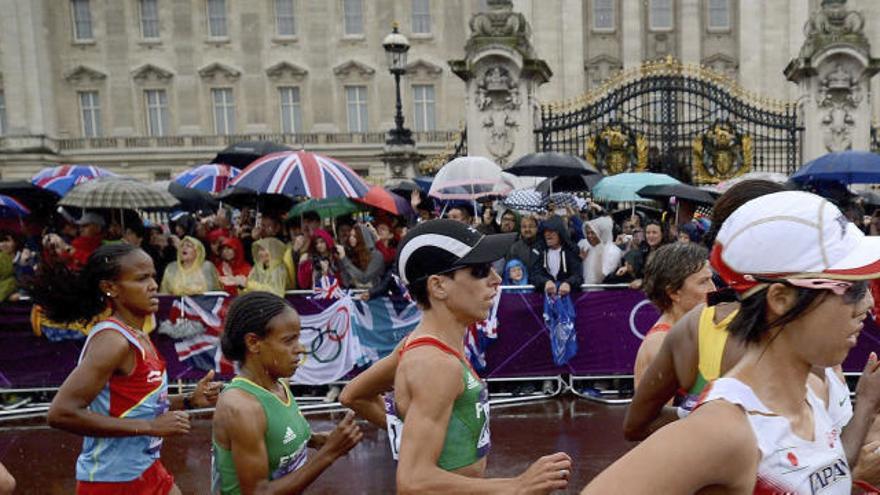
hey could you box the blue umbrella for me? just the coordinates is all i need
[31,164,116,196]
[592,173,680,202]
[791,151,880,185]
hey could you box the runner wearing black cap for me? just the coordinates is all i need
[343,219,571,494]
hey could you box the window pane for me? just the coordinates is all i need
[412,84,435,132]
[650,0,672,29]
[343,0,363,35]
[145,89,168,136]
[212,88,235,134]
[141,0,160,38]
[593,0,614,30]
[412,0,430,33]
[346,86,367,132]
[207,0,227,37]
[279,86,302,133]
[0,91,6,135]
[708,0,730,29]
[79,91,102,137]
[72,0,93,40]
[275,0,296,36]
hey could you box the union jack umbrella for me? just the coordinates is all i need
[229,150,370,200]
[173,164,240,194]
[0,194,30,217]
[31,164,116,196]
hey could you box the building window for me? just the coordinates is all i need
[207,0,227,37]
[71,0,93,41]
[412,0,431,34]
[412,84,435,132]
[345,85,368,132]
[145,89,169,136]
[343,0,363,36]
[78,91,102,137]
[140,0,160,39]
[592,0,615,31]
[0,91,6,136]
[279,87,302,134]
[707,0,730,30]
[649,0,673,31]
[275,0,296,36]
[212,88,236,135]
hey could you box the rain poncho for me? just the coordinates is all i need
[502,259,530,293]
[578,216,623,286]
[0,251,16,302]
[246,237,289,297]
[160,236,221,295]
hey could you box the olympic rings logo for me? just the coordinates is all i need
[628,299,656,341]
[301,306,351,364]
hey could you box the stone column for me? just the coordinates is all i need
[449,0,552,167]
[785,0,880,162]
[679,0,701,65]
[622,0,642,69]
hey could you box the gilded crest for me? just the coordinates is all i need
[585,124,648,175]
[692,122,753,183]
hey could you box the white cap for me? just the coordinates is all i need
[710,191,880,293]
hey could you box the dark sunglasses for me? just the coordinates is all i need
[433,262,494,280]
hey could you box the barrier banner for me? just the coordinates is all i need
[350,296,420,362]
[293,296,368,385]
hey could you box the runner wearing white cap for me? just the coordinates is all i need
[582,191,880,494]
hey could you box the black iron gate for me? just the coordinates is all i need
[535,57,803,184]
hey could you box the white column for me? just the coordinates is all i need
[787,0,811,100]
[622,0,643,68]
[559,0,584,99]
[738,0,764,92]
[680,0,701,64]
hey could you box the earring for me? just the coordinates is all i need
[106,293,112,297]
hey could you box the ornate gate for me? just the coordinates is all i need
[535,57,803,184]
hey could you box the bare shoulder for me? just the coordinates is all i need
[666,303,703,347]
[215,387,266,431]
[396,346,464,400]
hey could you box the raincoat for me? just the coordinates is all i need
[245,237,289,297]
[502,259,530,293]
[159,236,221,295]
[578,216,623,286]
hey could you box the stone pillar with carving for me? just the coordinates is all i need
[449,0,551,167]
[785,0,880,163]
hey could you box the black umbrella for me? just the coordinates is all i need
[385,178,421,195]
[506,152,600,177]
[536,174,603,194]
[212,141,293,169]
[636,184,716,206]
[216,186,294,214]
[0,180,61,214]
[167,181,219,213]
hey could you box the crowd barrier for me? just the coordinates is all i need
[1,287,878,393]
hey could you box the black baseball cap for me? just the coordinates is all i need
[397,219,516,285]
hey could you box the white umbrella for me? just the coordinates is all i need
[428,156,509,201]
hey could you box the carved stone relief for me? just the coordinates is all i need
[475,65,521,165]
[818,62,861,152]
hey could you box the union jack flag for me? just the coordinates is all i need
[173,164,239,194]
[164,295,230,367]
[230,150,370,199]
[31,164,115,196]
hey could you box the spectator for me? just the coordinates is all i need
[373,222,397,265]
[216,237,251,296]
[245,237,288,297]
[677,222,704,244]
[282,230,309,290]
[337,224,385,290]
[159,236,221,295]
[0,233,18,302]
[335,219,354,249]
[477,205,500,234]
[297,229,340,290]
[446,204,474,225]
[507,214,539,265]
[578,216,623,286]
[499,210,519,234]
[43,212,107,270]
[502,259,530,293]
[170,212,197,239]
[253,214,283,241]
[530,215,583,296]
[301,211,321,237]
[146,225,176,278]
[205,228,227,264]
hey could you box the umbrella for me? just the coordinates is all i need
[0,194,30,217]
[230,150,371,200]
[429,156,509,201]
[858,190,880,207]
[501,188,545,214]
[31,164,116,196]
[536,174,602,194]
[543,192,579,211]
[507,152,600,177]
[592,173,680,202]
[637,184,716,205]
[60,177,179,209]
[713,171,791,193]
[356,186,415,217]
[385,178,421,195]
[289,197,363,219]
[0,181,60,214]
[212,141,293,169]
[174,164,239,194]
[215,187,295,214]
[791,151,880,185]
[167,181,220,213]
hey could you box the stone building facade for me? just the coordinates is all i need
[1,0,879,181]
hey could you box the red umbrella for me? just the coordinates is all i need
[356,186,415,217]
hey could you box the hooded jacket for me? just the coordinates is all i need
[530,215,583,292]
[215,237,251,296]
[339,225,385,290]
[160,236,221,295]
[578,216,623,286]
[297,228,341,290]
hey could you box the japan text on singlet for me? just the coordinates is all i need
[212,377,311,495]
[699,368,851,495]
[75,319,170,482]
[385,336,491,471]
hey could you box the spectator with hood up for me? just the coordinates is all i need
[245,237,288,297]
[578,216,623,286]
[530,215,583,296]
[215,237,251,296]
[160,236,220,295]
[297,228,340,290]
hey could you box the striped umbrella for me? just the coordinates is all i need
[59,177,179,209]
[230,150,370,200]
[0,194,30,217]
[31,164,116,196]
[174,164,240,194]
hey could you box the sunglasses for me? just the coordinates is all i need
[434,262,494,280]
[749,276,868,305]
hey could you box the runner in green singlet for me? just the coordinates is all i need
[212,291,362,495]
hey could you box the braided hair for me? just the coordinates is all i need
[221,291,292,362]
[32,243,141,324]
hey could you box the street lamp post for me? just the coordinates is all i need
[382,23,414,146]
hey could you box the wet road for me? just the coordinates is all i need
[1,397,636,494]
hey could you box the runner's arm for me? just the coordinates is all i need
[47,330,157,437]
[339,343,402,429]
[623,306,701,440]
[583,401,758,493]
[0,461,14,495]
[633,333,665,390]
[842,355,880,466]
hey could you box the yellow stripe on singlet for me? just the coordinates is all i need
[696,305,737,382]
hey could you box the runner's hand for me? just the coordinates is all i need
[514,452,572,494]
[319,411,363,460]
[855,352,880,411]
[189,370,223,408]
[149,411,190,437]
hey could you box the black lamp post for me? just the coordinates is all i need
[382,23,414,146]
